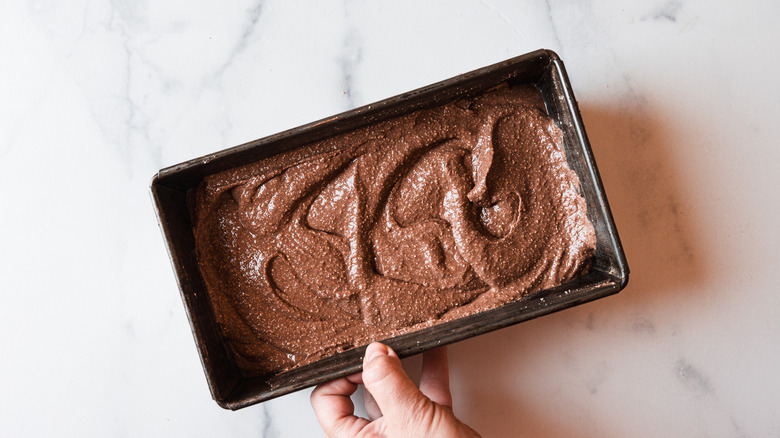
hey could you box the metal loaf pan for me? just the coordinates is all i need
[151,49,629,410]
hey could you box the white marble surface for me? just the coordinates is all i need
[1,0,778,436]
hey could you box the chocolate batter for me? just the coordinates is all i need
[193,84,596,375]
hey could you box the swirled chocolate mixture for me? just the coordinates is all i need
[193,84,596,375]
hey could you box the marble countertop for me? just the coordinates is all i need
[2,1,778,436]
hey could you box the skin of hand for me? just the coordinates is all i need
[310,342,481,438]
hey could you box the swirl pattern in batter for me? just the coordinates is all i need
[193,84,596,375]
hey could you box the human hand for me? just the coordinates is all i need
[310,342,481,438]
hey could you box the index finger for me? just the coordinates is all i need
[310,376,369,437]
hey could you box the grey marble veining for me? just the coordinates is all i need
[1,0,779,436]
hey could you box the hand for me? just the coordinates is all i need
[310,342,481,438]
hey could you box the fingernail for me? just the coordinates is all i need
[364,342,388,364]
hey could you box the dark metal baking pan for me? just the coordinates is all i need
[151,49,629,410]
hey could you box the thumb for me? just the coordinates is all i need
[361,343,432,428]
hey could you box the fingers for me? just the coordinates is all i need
[310,376,370,438]
[362,385,383,421]
[313,344,476,438]
[419,346,452,409]
[361,343,430,425]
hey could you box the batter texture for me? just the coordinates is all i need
[193,84,596,375]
